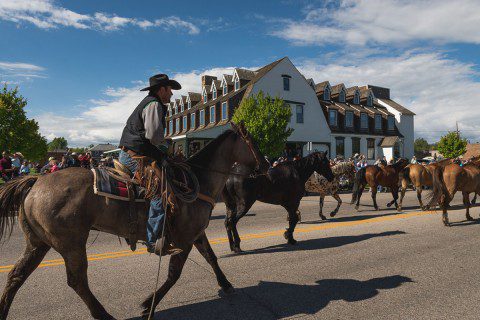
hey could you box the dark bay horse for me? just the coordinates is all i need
[0,122,269,320]
[350,158,409,211]
[222,151,334,253]
[427,160,480,226]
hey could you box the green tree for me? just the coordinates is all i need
[436,132,467,158]
[47,137,68,151]
[0,85,48,161]
[232,91,293,158]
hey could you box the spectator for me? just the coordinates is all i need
[10,152,22,176]
[40,157,55,174]
[69,152,80,167]
[20,161,30,175]
[0,151,14,181]
[58,155,69,170]
[78,153,91,168]
[411,156,418,164]
[50,159,59,173]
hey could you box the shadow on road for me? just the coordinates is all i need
[220,230,406,258]
[300,212,399,224]
[127,275,413,320]
[210,213,256,221]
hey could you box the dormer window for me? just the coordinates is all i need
[388,116,395,131]
[282,75,291,91]
[212,90,217,100]
[168,107,172,116]
[180,102,184,113]
[367,94,373,107]
[169,120,173,135]
[223,83,228,95]
[202,88,207,103]
[187,98,191,110]
[354,91,360,104]
[339,89,346,103]
[234,74,240,91]
[324,86,330,100]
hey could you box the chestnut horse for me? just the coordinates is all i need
[398,159,453,211]
[427,159,480,226]
[350,158,409,211]
[0,122,269,320]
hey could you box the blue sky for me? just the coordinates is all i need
[1,0,480,145]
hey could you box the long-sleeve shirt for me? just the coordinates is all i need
[142,101,167,149]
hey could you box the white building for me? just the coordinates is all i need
[166,57,415,162]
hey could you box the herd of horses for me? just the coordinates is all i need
[0,123,479,319]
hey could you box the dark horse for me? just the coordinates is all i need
[0,122,269,320]
[222,151,334,253]
[350,158,409,211]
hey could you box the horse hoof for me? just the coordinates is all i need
[222,285,235,295]
[319,214,326,220]
[233,247,243,253]
[329,212,336,217]
[288,238,297,245]
[283,231,289,240]
[386,203,392,208]
[467,216,474,221]
[355,205,359,211]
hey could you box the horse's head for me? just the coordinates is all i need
[230,121,270,176]
[312,151,334,182]
[394,158,410,170]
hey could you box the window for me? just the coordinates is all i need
[354,91,360,104]
[283,77,290,91]
[360,113,368,129]
[187,99,191,109]
[367,94,373,107]
[174,105,177,115]
[388,116,395,131]
[210,106,215,123]
[175,118,180,133]
[183,116,187,131]
[324,87,330,100]
[199,109,205,126]
[367,138,375,160]
[212,90,217,100]
[203,90,207,103]
[352,137,360,155]
[375,114,382,130]
[222,102,228,120]
[234,77,240,91]
[223,84,227,95]
[339,90,345,102]
[335,137,345,157]
[329,110,337,126]
[164,127,167,136]
[345,111,353,128]
[180,103,184,113]
[191,113,196,129]
[169,120,173,134]
[296,105,304,123]
[168,108,172,116]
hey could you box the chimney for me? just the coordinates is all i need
[201,75,217,87]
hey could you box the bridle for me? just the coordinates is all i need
[236,125,264,174]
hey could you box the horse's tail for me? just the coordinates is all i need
[350,167,366,204]
[0,176,38,242]
[426,165,447,209]
[401,165,411,187]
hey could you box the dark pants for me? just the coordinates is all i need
[118,150,165,246]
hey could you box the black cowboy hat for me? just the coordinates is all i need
[140,74,181,91]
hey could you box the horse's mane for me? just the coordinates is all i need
[391,158,408,170]
[332,161,354,175]
[187,129,234,166]
[276,152,318,172]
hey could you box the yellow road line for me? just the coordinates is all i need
[0,209,439,273]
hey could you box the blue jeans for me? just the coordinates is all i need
[118,150,165,246]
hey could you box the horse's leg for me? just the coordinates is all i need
[142,246,192,318]
[61,246,114,320]
[441,194,450,226]
[398,184,406,211]
[230,200,254,253]
[194,233,234,293]
[330,193,342,217]
[319,195,327,220]
[463,192,473,221]
[355,185,365,211]
[224,209,236,252]
[0,240,50,319]
[417,187,425,210]
[371,187,379,211]
[284,203,300,245]
[386,187,399,209]
[471,194,477,206]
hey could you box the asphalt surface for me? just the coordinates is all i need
[2,190,480,320]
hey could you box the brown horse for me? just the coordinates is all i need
[350,158,409,211]
[0,122,269,320]
[222,151,334,253]
[398,159,454,211]
[427,160,480,226]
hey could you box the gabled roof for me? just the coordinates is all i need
[181,95,187,104]
[202,85,211,94]
[222,74,233,85]
[210,80,222,92]
[346,86,359,99]
[330,83,346,95]
[359,86,374,99]
[188,92,202,102]
[315,81,331,95]
[378,98,416,115]
[235,68,256,80]
[379,136,400,147]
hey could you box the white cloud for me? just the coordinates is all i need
[0,61,46,80]
[272,0,480,46]
[36,67,238,146]
[0,0,199,34]
[297,51,480,142]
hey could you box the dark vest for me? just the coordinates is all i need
[119,94,167,160]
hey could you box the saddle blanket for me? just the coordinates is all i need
[92,168,145,202]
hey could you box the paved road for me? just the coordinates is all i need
[2,190,480,319]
